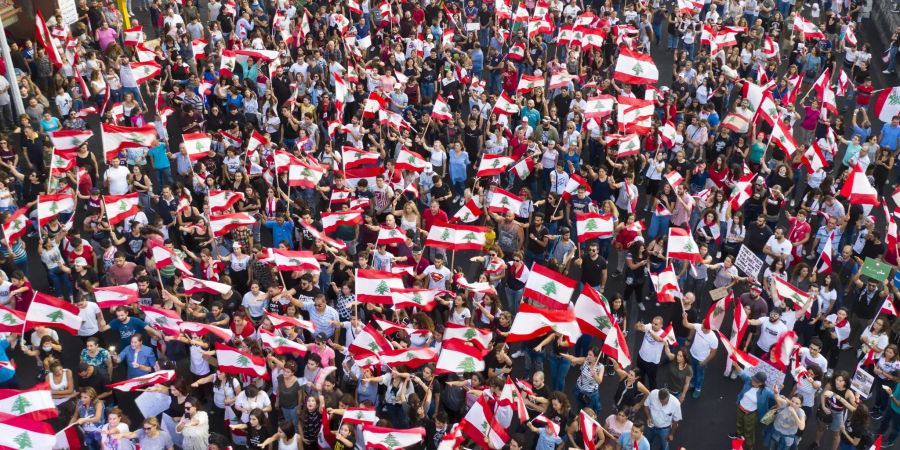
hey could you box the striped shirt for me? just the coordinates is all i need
[576,362,602,393]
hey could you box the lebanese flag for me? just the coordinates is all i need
[103,193,140,226]
[602,322,632,367]
[94,284,139,308]
[664,171,684,188]
[342,407,379,426]
[25,292,82,334]
[583,94,616,120]
[321,209,364,232]
[556,25,577,45]
[101,123,157,161]
[209,212,256,237]
[183,277,232,295]
[821,85,839,115]
[580,29,605,50]
[614,47,659,85]
[270,249,321,272]
[208,190,245,213]
[377,227,406,245]
[660,324,677,347]
[729,172,756,210]
[741,82,779,125]
[48,148,76,176]
[1,207,29,245]
[802,142,829,174]
[182,132,212,161]
[356,269,404,304]
[651,264,682,303]
[516,75,545,93]
[548,70,577,90]
[870,435,883,450]
[875,87,900,122]
[425,222,487,251]
[0,415,57,450]
[507,42,526,61]
[215,343,270,379]
[35,11,62,68]
[0,383,57,420]
[288,161,327,189]
[561,173,593,200]
[0,306,25,333]
[616,96,654,134]
[36,194,75,227]
[342,167,384,189]
[574,285,614,338]
[263,312,315,333]
[488,188,524,214]
[793,15,826,40]
[122,25,144,46]
[179,321,235,342]
[839,164,879,205]
[374,316,428,337]
[394,147,429,172]
[658,121,677,147]
[580,410,602,448]
[258,328,308,356]
[444,322,494,349]
[431,95,453,120]
[363,425,425,450]
[523,264,577,310]
[441,28,455,47]
[818,231,834,273]
[498,376,528,424]
[476,154,515,177]
[845,25,858,47]
[381,347,438,369]
[763,36,779,59]
[48,129,93,151]
[773,277,812,311]
[532,415,560,436]
[837,70,851,97]
[451,198,484,223]
[461,395,509,450]
[511,158,536,180]
[330,190,352,205]
[881,297,898,316]
[704,293,732,331]
[493,92,520,115]
[575,212,614,242]
[435,339,486,375]
[716,330,759,369]
[721,112,751,134]
[148,241,193,276]
[454,275,498,296]
[507,303,582,345]
[106,370,176,392]
[348,323,393,360]
[667,227,702,262]
[190,38,207,59]
[770,118,799,157]
[142,306,182,337]
[301,223,349,253]
[129,61,162,84]
[391,288,442,312]
[770,330,799,370]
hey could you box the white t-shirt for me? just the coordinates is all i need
[0,281,11,307]
[798,347,829,373]
[689,325,719,361]
[764,236,792,264]
[645,390,683,428]
[77,301,102,337]
[757,319,787,352]
[422,265,452,290]
[235,391,271,423]
[104,166,131,195]
[639,328,665,364]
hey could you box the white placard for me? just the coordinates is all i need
[135,391,172,418]
[58,0,80,27]
[850,368,874,398]
[466,23,481,32]
[735,244,765,279]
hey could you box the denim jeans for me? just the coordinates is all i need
[648,214,671,240]
[768,428,796,450]
[504,286,523,316]
[48,266,73,300]
[83,430,102,450]
[889,46,899,72]
[525,249,546,268]
[575,387,602,415]
[281,406,299,431]
[154,167,174,193]
[421,82,435,101]
[646,426,672,450]
[690,356,707,392]
[547,354,570,391]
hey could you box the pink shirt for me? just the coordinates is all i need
[96,28,118,51]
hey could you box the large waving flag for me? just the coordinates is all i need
[613,47,659,85]
[106,370,176,391]
[839,164,879,205]
[0,383,57,420]
[215,343,270,379]
[574,285,614,338]
[425,222,488,251]
[460,395,510,449]
[356,269,404,304]
[103,193,141,225]
[717,330,760,368]
[94,284,139,309]
[36,194,75,226]
[667,227,702,261]
[601,321,632,367]
[506,303,582,345]
[49,129,93,151]
[576,212,614,242]
[101,123,157,161]
[259,328,308,356]
[363,425,426,450]
[0,306,25,333]
[523,264,577,310]
[1,208,29,245]
[25,293,82,334]
[435,339,486,374]
[0,416,57,450]
[148,241,193,276]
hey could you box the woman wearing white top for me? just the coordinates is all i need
[100,408,135,450]
[47,360,75,405]
[860,316,890,361]
[176,397,209,450]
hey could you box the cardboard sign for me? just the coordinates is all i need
[710,287,730,301]
[735,245,765,279]
[744,359,785,391]
[850,367,874,398]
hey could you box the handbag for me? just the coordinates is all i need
[760,407,778,425]
[816,405,833,423]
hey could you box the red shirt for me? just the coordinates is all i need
[422,208,449,231]
[856,83,875,106]
[231,321,256,340]
[67,245,96,266]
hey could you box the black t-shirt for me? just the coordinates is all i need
[581,254,608,286]
[745,222,772,253]
[137,288,160,308]
[77,370,109,394]
[525,224,549,253]
[430,183,452,211]
[124,233,145,258]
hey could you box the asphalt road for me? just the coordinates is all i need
[12,6,899,450]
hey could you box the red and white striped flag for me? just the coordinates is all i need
[493,92,520,115]
[25,292,83,334]
[425,222,488,251]
[506,303,582,345]
[476,154,515,177]
[356,269,404,304]
[94,284,139,308]
[839,164,879,205]
[37,193,75,226]
[651,263,682,303]
[148,241,193,276]
[259,328,308,356]
[1,207,29,245]
[183,277,232,295]
[461,395,509,449]
[341,407,379,426]
[391,288,442,312]
[380,347,438,369]
[215,343,270,379]
[103,193,140,225]
[575,212,614,242]
[435,339,486,375]
[182,132,212,161]
[101,124,157,161]
[0,415,57,450]
[523,264,577,310]
[106,370,176,391]
[667,227,702,261]
[432,95,453,120]
[129,61,162,84]
[208,190,245,213]
[614,47,659,85]
[143,306,182,336]
[0,306,25,333]
[717,330,760,368]
[123,26,144,46]
[48,129,93,151]
[0,382,57,420]
[208,213,255,237]
[602,322,632,367]
[516,75,545,93]
[363,425,426,450]
[394,147,429,172]
[451,198,484,223]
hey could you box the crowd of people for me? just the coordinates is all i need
[0,0,899,449]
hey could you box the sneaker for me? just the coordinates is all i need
[872,413,883,420]
[728,433,741,440]
[883,70,894,74]
[511,350,524,358]
[638,303,646,311]
[692,389,701,399]
[730,371,738,379]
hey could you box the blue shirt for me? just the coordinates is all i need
[264,219,295,248]
[815,226,842,255]
[0,339,12,384]
[535,428,563,450]
[148,143,170,169]
[470,49,484,74]
[109,317,147,349]
[880,123,900,151]
[302,301,340,337]
[618,433,651,450]
[891,384,900,414]
[448,150,470,182]
[119,344,157,378]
